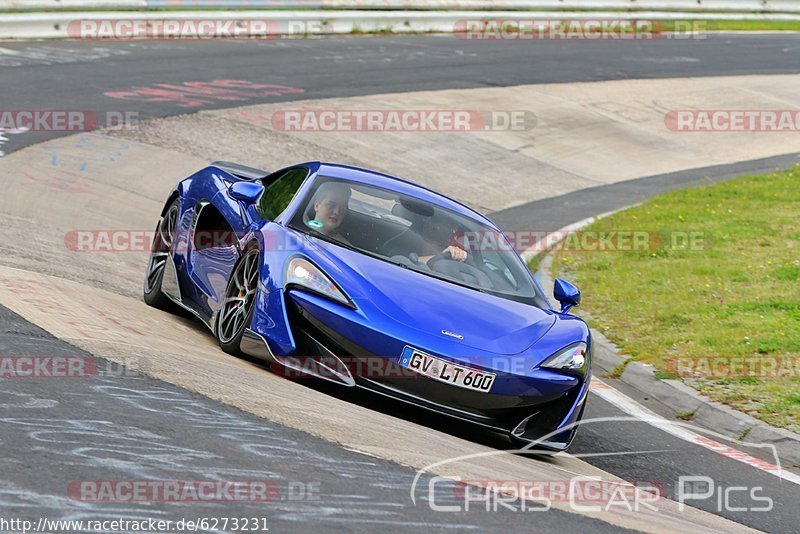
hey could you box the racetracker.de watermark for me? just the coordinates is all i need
[0,356,96,378]
[667,357,800,379]
[67,480,297,502]
[0,110,139,132]
[262,109,536,132]
[458,230,704,253]
[63,229,704,253]
[0,356,151,379]
[665,110,800,132]
[279,354,528,380]
[453,19,706,40]
[70,19,278,40]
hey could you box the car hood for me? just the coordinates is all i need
[305,237,556,355]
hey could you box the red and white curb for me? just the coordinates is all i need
[590,378,800,485]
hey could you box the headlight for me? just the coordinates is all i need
[285,257,351,306]
[540,342,588,376]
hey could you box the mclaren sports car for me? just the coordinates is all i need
[143,161,591,450]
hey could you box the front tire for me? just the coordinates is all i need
[143,200,179,310]
[216,248,260,356]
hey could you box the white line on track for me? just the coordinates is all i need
[520,207,635,262]
[0,47,20,55]
[590,379,800,486]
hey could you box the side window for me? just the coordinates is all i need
[257,167,308,220]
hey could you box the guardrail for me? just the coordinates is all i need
[2,8,800,40]
[0,1,146,8]
[324,0,800,12]
[3,0,800,13]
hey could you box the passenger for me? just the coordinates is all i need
[308,182,352,244]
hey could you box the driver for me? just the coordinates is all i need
[418,222,469,264]
[420,244,468,264]
[308,182,351,243]
[416,222,493,289]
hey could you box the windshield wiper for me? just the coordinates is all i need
[401,262,490,293]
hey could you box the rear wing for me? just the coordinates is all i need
[211,161,270,181]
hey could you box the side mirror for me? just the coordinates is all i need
[229,181,264,205]
[554,278,581,314]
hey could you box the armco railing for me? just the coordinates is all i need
[2,0,800,13]
[2,0,800,40]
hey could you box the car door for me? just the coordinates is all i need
[184,171,249,317]
[189,166,310,314]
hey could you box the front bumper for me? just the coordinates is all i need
[243,289,591,451]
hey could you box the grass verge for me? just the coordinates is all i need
[552,166,800,432]
[663,19,800,32]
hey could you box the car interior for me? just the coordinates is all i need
[289,180,544,304]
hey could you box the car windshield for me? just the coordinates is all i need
[287,177,542,306]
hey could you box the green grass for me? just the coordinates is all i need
[553,166,800,432]
[659,19,800,33]
[605,360,630,379]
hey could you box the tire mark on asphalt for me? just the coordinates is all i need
[0,46,131,68]
[0,372,480,530]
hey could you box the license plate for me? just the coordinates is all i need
[399,346,495,393]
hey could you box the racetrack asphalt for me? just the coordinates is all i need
[1,33,799,532]
[0,305,637,532]
[2,33,800,155]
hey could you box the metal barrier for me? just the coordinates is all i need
[2,0,800,13]
[321,0,800,12]
[0,1,147,8]
[2,0,799,40]
[3,8,800,40]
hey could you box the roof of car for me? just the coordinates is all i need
[314,162,498,228]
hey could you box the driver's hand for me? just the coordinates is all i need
[444,245,468,262]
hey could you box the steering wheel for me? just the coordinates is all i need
[427,252,493,289]
[426,250,481,269]
[425,251,454,266]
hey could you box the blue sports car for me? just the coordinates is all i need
[144,161,591,450]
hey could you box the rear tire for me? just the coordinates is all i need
[143,200,179,311]
[216,248,260,356]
